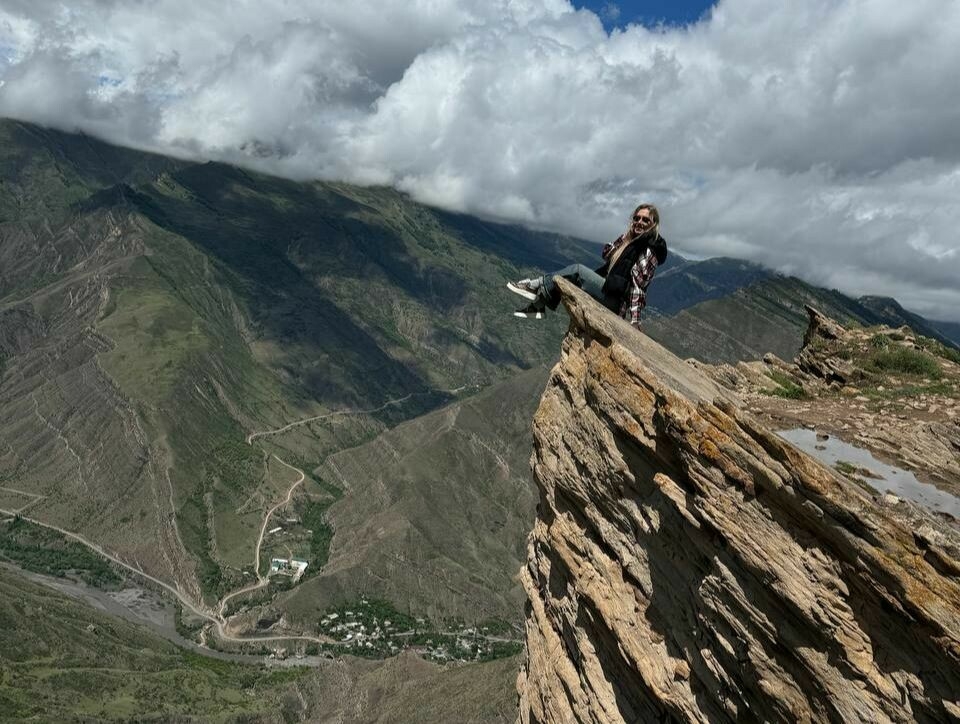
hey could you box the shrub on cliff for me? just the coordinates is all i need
[866,347,942,378]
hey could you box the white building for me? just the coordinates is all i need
[269,557,309,582]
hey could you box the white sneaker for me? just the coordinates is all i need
[513,302,545,319]
[507,279,538,300]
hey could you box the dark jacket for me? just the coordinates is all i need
[595,234,668,309]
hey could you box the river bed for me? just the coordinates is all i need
[1,562,326,667]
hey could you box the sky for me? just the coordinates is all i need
[1,0,958,321]
[573,1,716,30]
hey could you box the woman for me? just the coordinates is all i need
[508,203,668,329]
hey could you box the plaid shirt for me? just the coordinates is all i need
[601,234,660,328]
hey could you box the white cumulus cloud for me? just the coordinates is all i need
[1,0,959,320]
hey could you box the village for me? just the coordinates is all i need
[312,598,522,664]
[225,529,523,666]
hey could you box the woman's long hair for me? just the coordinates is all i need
[607,203,660,271]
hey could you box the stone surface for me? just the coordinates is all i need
[796,306,858,385]
[734,307,960,496]
[516,280,960,723]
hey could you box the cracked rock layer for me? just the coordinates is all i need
[517,279,960,724]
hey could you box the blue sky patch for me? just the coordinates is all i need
[574,1,716,31]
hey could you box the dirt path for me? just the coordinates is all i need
[3,385,477,654]
[0,485,45,514]
[217,455,305,618]
[244,394,415,445]
[244,384,477,445]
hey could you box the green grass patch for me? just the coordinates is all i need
[864,347,943,378]
[860,381,955,400]
[834,460,858,475]
[834,344,856,361]
[477,618,515,636]
[177,487,244,602]
[869,333,891,349]
[765,370,806,399]
[916,336,960,365]
[98,274,211,406]
[301,500,335,571]
[0,517,122,588]
[174,603,207,642]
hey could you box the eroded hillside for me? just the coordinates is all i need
[0,119,581,617]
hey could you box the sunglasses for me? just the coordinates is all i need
[632,214,654,225]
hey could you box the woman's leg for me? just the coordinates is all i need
[537,263,607,305]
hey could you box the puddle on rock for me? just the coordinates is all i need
[777,428,960,518]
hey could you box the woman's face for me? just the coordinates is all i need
[631,208,655,236]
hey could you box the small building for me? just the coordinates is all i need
[269,557,309,582]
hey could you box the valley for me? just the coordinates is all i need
[2,118,958,721]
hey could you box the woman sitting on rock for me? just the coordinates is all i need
[508,203,668,329]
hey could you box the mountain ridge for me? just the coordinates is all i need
[0,117,582,612]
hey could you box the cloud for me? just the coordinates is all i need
[1,0,959,320]
[599,3,621,23]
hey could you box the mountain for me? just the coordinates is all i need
[3,118,952,611]
[644,274,957,365]
[0,118,589,610]
[646,256,773,316]
[281,366,547,626]
[3,117,957,720]
[857,295,960,344]
[932,319,960,346]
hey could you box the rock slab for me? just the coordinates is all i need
[517,280,960,723]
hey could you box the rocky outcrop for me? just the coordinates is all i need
[517,280,960,723]
[796,305,859,385]
[712,305,960,494]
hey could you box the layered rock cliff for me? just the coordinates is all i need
[517,280,960,723]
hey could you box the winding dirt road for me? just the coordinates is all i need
[244,394,415,445]
[5,385,476,653]
[0,502,336,649]
[243,384,476,445]
[217,455,305,618]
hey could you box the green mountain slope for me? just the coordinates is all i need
[931,319,960,346]
[856,295,958,345]
[277,366,548,626]
[0,565,305,721]
[647,256,773,316]
[645,275,956,364]
[0,119,583,607]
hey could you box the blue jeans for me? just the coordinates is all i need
[538,264,607,306]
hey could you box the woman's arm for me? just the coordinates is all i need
[631,247,658,289]
[623,248,659,328]
[602,234,627,260]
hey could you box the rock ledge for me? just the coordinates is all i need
[517,280,960,723]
